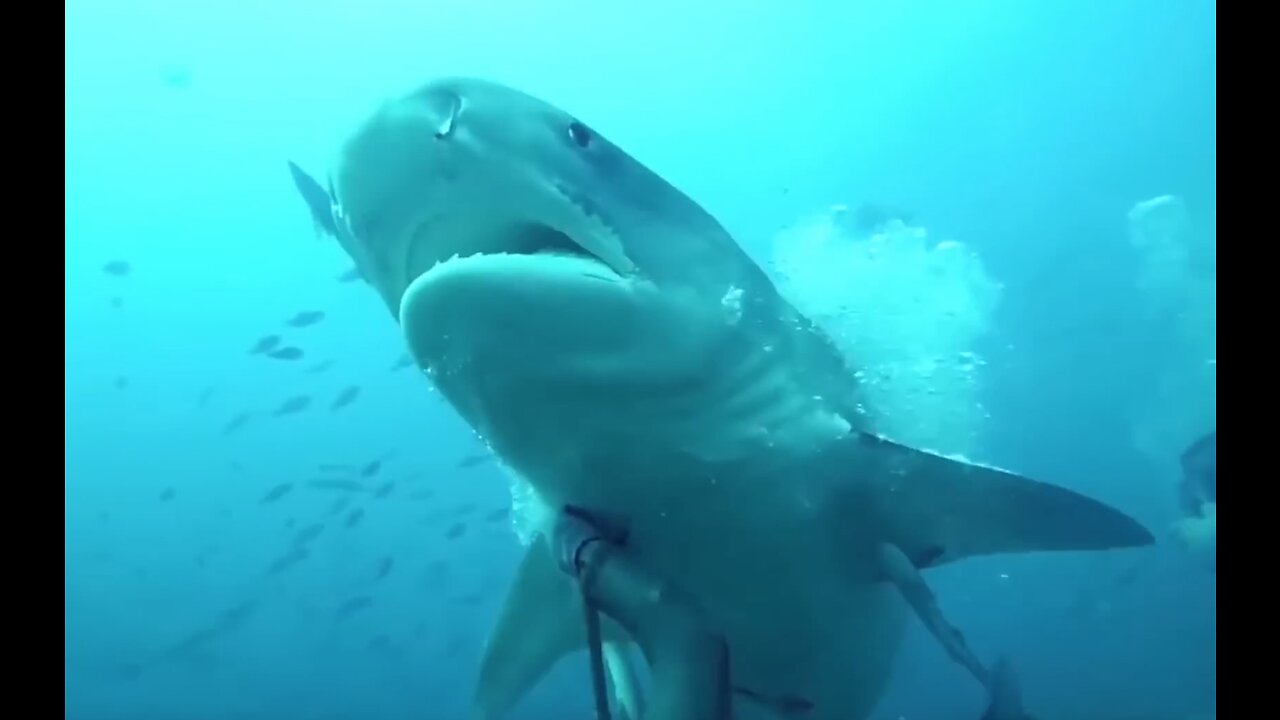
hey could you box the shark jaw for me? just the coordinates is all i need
[395,224,635,380]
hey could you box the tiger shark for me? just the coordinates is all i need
[289,77,1154,720]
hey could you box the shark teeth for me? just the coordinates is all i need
[551,182,635,276]
[425,251,496,273]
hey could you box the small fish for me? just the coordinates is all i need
[410,488,436,501]
[484,507,509,523]
[114,376,128,390]
[455,502,477,516]
[330,386,360,411]
[345,508,365,528]
[307,359,336,374]
[160,599,260,665]
[109,296,123,309]
[102,260,131,276]
[319,463,358,474]
[293,523,325,547]
[261,483,293,503]
[266,346,304,361]
[360,460,382,478]
[284,518,297,529]
[249,335,281,355]
[454,592,484,607]
[307,478,367,493]
[159,488,176,502]
[286,310,326,328]
[273,396,310,416]
[221,412,251,435]
[390,354,415,371]
[335,596,373,620]
[196,385,216,407]
[374,556,394,581]
[329,497,351,515]
[445,522,467,540]
[374,481,395,499]
[267,547,309,575]
[457,453,492,469]
[337,267,363,283]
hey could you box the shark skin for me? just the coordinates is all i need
[289,77,1154,720]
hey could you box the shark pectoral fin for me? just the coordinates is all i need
[475,536,582,718]
[474,536,630,719]
[846,433,1154,568]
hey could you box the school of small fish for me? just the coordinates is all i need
[89,256,512,678]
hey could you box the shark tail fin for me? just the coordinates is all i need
[839,433,1154,569]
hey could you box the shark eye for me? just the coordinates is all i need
[567,121,593,148]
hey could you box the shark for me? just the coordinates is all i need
[288,77,1155,720]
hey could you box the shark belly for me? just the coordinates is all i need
[575,445,910,720]
[415,276,909,719]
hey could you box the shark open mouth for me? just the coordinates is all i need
[407,221,619,272]
[508,223,610,264]
[404,210,633,295]
[391,173,638,296]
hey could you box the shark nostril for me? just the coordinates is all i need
[425,90,462,140]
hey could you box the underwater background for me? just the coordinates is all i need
[64,1,1215,718]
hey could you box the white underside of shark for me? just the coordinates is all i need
[399,251,904,719]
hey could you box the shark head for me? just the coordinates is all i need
[315,77,828,461]
[329,77,766,313]
[333,78,630,309]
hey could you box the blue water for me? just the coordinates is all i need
[65,1,1215,718]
